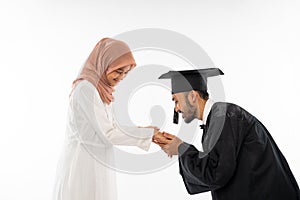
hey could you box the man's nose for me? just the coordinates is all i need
[175,104,180,113]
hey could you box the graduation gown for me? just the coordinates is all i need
[178,102,300,200]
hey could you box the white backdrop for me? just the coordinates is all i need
[0,0,299,200]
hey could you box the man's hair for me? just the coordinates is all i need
[195,90,209,100]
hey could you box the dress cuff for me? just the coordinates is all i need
[138,136,152,151]
[137,128,153,151]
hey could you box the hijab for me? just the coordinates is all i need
[73,38,136,104]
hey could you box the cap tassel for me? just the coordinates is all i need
[173,109,179,124]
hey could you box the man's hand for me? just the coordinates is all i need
[152,131,169,145]
[154,132,183,157]
[161,132,183,157]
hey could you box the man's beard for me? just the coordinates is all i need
[183,109,197,123]
[183,96,197,124]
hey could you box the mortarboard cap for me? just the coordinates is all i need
[158,68,224,94]
[158,68,224,124]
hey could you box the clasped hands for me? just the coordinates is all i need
[152,127,183,157]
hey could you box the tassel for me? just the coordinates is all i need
[173,109,179,124]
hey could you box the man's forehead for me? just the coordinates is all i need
[172,91,187,100]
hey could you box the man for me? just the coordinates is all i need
[154,68,300,200]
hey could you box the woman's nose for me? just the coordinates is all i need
[119,73,126,80]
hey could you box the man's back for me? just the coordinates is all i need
[179,102,300,200]
[208,102,300,199]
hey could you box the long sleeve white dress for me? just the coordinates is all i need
[53,80,153,200]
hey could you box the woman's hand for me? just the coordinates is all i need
[138,125,162,143]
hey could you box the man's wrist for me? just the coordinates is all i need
[178,142,191,156]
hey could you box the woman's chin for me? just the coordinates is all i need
[108,81,118,87]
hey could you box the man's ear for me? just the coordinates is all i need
[190,90,197,103]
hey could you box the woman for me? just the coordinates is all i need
[53,38,159,200]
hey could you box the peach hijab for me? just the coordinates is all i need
[73,38,136,104]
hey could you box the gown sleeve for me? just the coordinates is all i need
[178,115,241,194]
[73,81,153,151]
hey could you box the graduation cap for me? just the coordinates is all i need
[158,68,224,124]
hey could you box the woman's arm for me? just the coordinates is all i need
[73,81,154,151]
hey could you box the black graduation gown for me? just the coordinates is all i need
[178,102,300,200]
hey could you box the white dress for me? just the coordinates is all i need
[53,80,153,200]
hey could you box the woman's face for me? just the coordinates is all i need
[106,65,131,86]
